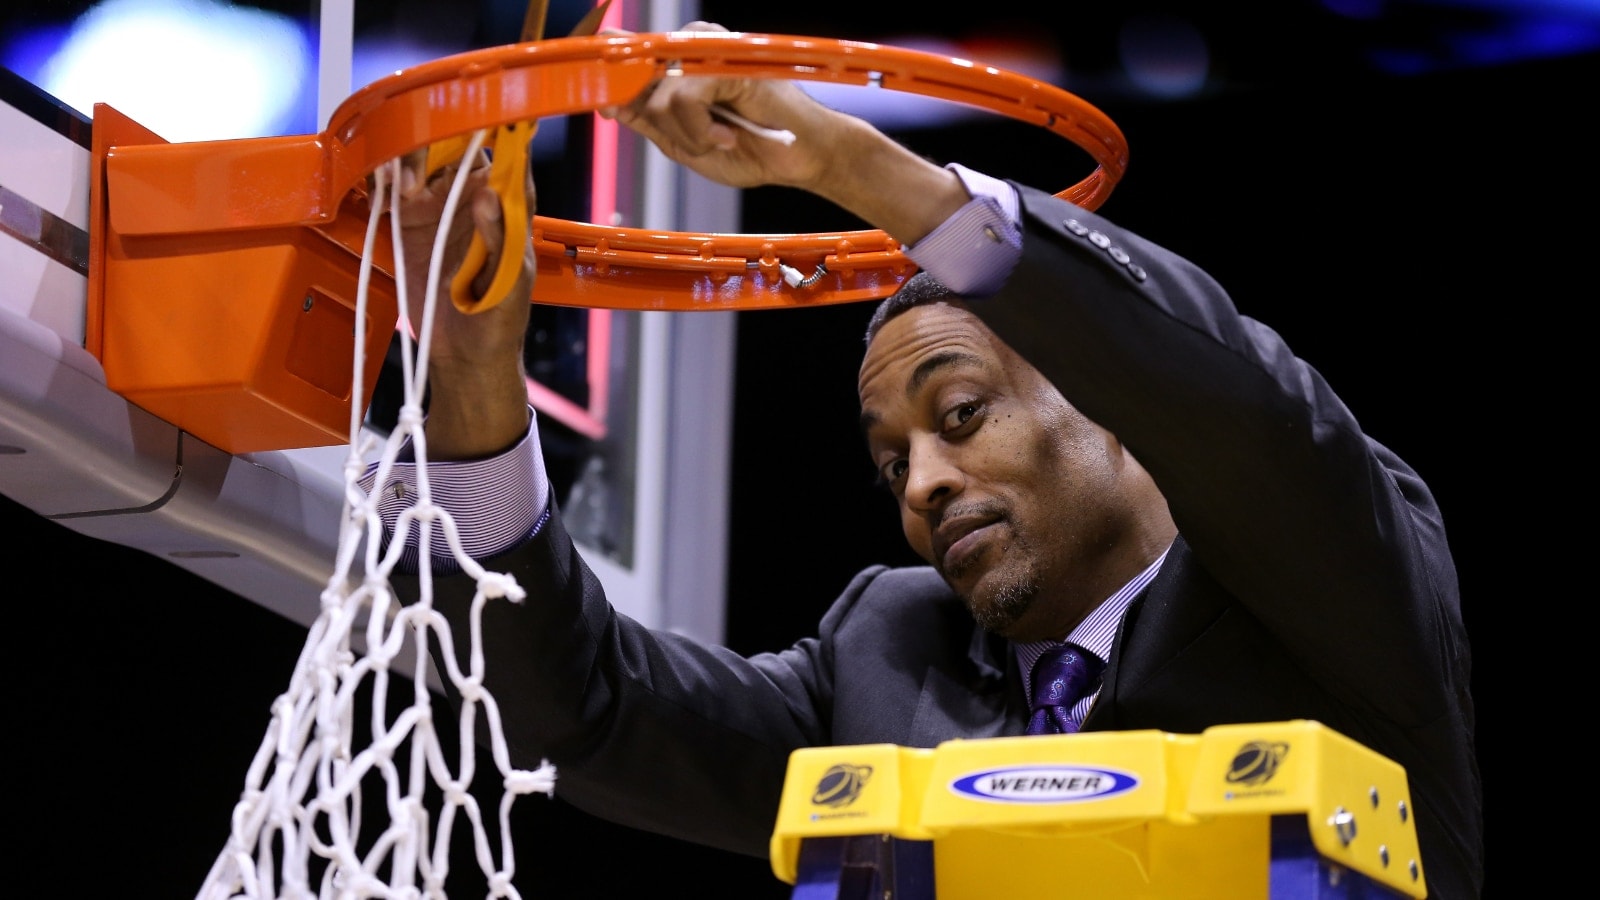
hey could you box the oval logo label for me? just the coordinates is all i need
[950,765,1139,804]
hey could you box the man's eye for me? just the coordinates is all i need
[943,403,980,431]
[876,458,908,487]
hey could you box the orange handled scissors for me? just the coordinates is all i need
[423,0,612,314]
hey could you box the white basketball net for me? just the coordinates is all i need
[197,128,555,900]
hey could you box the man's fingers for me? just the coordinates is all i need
[615,75,742,158]
[678,20,729,34]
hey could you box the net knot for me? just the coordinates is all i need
[457,677,485,704]
[505,762,558,797]
[341,452,367,485]
[478,571,526,602]
[319,585,345,611]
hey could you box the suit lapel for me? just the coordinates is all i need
[1082,536,1228,732]
[907,621,1025,745]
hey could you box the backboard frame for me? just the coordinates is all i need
[0,0,735,655]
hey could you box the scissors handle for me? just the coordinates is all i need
[419,0,609,314]
[446,122,533,313]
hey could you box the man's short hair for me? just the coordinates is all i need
[863,270,961,347]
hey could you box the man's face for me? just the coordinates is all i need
[858,301,1140,641]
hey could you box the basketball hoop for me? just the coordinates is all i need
[88,30,1128,452]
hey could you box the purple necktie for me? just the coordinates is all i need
[1025,643,1104,735]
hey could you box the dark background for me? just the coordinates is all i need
[8,0,1597,896]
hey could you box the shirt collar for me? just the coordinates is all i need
[1015,546,1170,690]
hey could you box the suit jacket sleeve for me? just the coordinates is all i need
[398,503,894,858]
[974,184,1471,729]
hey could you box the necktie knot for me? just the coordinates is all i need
[1025,643,1104,736]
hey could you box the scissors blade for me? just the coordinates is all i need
[519,0,550,43]
[565,0,613,39]
[441,0,616,313]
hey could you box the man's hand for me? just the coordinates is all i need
[602,20,971,247]
[601,22,830,191]
[388,148,535,461]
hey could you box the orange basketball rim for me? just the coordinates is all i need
[86,31,1129,453]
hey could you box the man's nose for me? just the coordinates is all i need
[903,437,963,513]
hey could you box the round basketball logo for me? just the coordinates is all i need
[812,763,874,808]
[1225,741,1289,787]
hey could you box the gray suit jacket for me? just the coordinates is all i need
[415,185,1482,899]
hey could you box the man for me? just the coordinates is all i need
[370,21,1482,899]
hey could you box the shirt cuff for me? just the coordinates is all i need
[359,412,549,569]
[902,162,1023,297]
